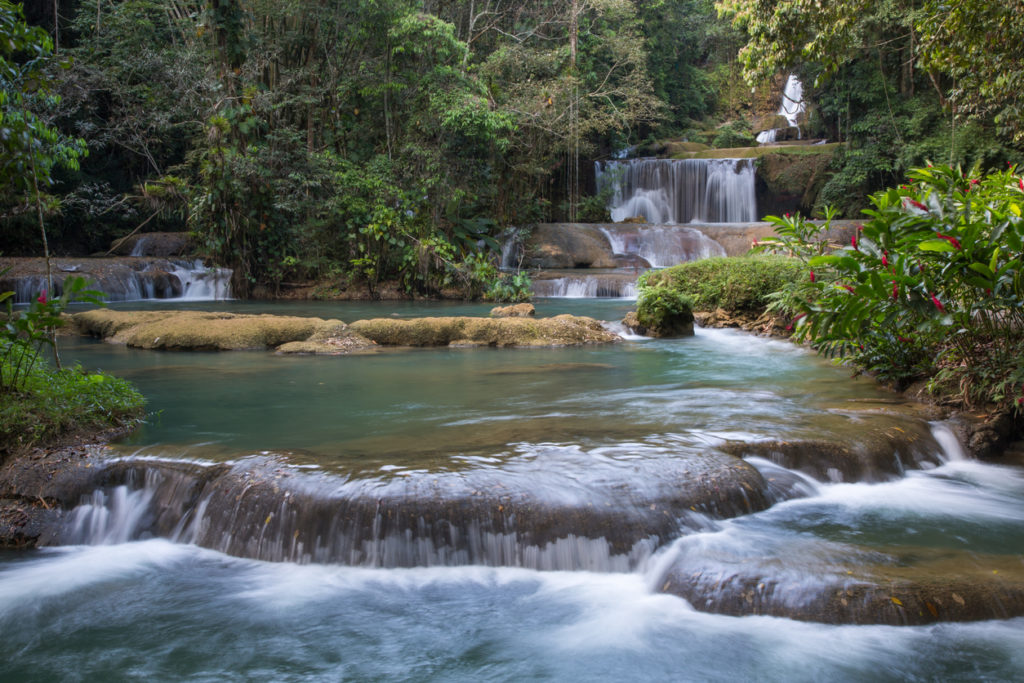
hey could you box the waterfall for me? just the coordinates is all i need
[756,74,806,144]
[532,275,639,299]
[595,158,757,224]
[596,225,726,268]
[3,258,232,303]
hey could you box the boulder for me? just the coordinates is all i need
[522,223,617,269]
[349,314,618,347]
[490,303,535,318]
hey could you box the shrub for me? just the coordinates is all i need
[636,284,694,336]
[711,120,756,149]
[642,256,804,312]
[756,163,1024,407]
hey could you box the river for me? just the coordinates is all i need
[1,299,1022,681]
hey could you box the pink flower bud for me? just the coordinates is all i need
[37,291,47,305]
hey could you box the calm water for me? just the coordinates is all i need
[2,299,1022,681]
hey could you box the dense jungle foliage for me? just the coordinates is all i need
[3,0,1023,297]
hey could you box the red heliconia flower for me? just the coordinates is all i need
[881,251,889,267]
[809,270,816,282]
[37,291,47,305]
[986,288,992,296]
[850,234,858,251]
[842,284,855,293]
[908,199,929,212]
[930,294,944,311]
[1019,178,1023,192]
[936,233,962,250]
[892,281,898,300]
[785,212,792,218]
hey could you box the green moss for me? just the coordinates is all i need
[672,143,841,160]
[0,355,145,457]
[642,256,804,312]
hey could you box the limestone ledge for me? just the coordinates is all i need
[72,309,619,353]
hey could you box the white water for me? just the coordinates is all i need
[532,276,638,298]
[757,73,806,144]
[597,225,726,267]
[595,158,757,224]
[8,259,231,303]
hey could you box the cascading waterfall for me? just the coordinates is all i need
[595,158,757,224]
[757,73,806,144]
[4,258,232,303]
[596,225,726,268]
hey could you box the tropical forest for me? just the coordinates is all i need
[2,1,1024,679]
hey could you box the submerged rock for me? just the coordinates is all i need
[718,416,942,482]
[9,449,772,570]
[657,546,1024,625]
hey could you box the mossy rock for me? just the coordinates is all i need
[73,310,358,351]
[349,315,618,347]
[490,303,535,318]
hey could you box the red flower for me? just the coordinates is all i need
[842,284,855,293]
[908,199,929,212]
[1019,178,1023,192]
[930,294,944,311]
[936,233,962,250]
[37,291,47,305]
[892,281,898,300]
[785,212,791,218]
[809,270,815,282]
[881,251,889,267]
[850,234,858,251]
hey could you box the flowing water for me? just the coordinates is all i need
[2,299,1023,681]
[595,158,758,224]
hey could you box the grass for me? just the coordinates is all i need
[0,352,145,458]
[641,255,804,312]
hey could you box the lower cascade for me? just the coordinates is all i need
[595,158,757,224]
[0,257,232,303]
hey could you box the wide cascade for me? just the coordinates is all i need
[0,257,232,303]
[595,158,758,224]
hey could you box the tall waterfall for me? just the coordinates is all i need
[595,158,757,224]
[757,74,806,144]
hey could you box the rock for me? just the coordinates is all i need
[622,310,694,338]
[73,309,353,351]
[73,310,619,351]
[656,545,1024,625]
[349,314,619,347]
[620,216,647,224]
[490,303,535,318]
[108,232,192,257]
[717,415,943,483]
[13,449,771,569]
[522,223,617,269]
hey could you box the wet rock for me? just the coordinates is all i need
[620,216,647,224]
[39,450,772,569]
[522,223,617,269]
[490,303,535,318]
[657,547,1024,625]
[109,232,192,257]
[718,417,942,482]
[622,311,694,339]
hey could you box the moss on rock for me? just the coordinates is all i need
[349,314,618,347]
[73,310,618,351]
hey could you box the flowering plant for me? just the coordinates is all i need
[1,275,105,391]
[756,164,1024,408]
